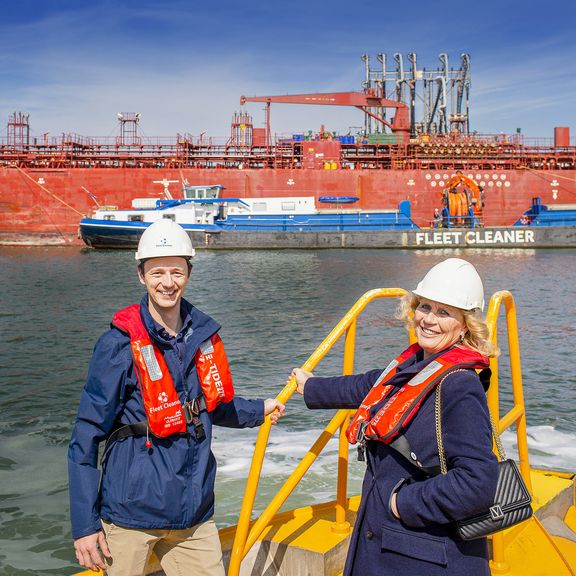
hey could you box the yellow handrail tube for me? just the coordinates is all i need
[244,410,350,553]
[334,321,358,533]
[228,288,407,575]
[485,291,532,489]
[230,288,529,576]
[485,290,532,573]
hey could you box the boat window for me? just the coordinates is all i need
[103,215,116,221]
[281,202,296,211]
[162,214,176,221]
[128,214,144,222]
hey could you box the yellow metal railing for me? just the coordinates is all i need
[485,291,532,574]
[228,288,531,576]
[228,288,410,575]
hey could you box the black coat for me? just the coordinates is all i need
[304,351,499,576]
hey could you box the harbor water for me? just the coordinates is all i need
[1,246,575,575]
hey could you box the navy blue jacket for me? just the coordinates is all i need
[304,350,498,576]
[68,295,265,540]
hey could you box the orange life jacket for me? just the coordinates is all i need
[346,343,489,446]
[112,304,234,438]
[195,332,235,411]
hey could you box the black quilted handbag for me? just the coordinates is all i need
[435,380,533,541]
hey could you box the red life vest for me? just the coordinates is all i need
[346,343,489,446]
[195,332,235,411]
[112,304,234,437]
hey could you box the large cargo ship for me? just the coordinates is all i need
[1,53,575,246]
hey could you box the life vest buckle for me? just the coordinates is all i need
[183,400,198,423]
[357,421,368,445]
[182,396,207,441]
[183,396,206,424]
[356,422,368,462]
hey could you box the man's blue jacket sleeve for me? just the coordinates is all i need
[67,331,129,539]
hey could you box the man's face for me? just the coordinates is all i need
[138,256,190,312]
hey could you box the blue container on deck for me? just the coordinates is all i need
[292,134,304,142]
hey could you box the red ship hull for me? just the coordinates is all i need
[1,166,574,245]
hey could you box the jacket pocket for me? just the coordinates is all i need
[381,524,448,567]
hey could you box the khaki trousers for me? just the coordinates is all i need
[101,519,225,576]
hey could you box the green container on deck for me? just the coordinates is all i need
[367,134,398,144]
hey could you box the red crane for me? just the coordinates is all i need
[239,91,410,145]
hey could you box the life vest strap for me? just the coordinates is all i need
[105,421,148,451]
[101,421,150,465]
[356,425,441,476]
[101,395,208,464]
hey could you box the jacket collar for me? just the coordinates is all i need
[139,294,220,353]
[390,344,486,387]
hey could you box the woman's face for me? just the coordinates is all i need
[414,297,466,357]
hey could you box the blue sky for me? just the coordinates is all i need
[1,0,574,140]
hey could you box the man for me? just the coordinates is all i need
[68,219,284,575]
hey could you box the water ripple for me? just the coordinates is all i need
[0,246,575,574]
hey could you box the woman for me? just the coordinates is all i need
[292,258,500,576]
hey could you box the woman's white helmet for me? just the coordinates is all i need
[412,258,485,311]
[135,219,196,261]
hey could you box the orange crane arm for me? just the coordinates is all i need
[240,92,406,109]
[240,91,410,135]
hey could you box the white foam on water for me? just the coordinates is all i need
[502,425,576,470]
[213,426,341,479]
[213,424,576,517]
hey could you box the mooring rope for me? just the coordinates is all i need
[13,164,85,216]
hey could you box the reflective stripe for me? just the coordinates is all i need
[141,344,163,381]
[406,360,442,387]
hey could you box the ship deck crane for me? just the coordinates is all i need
[239,91,410,146]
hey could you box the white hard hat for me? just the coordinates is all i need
[412,258,484,311]
[135,219,195,261]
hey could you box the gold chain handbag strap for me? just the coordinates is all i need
[435,369,505,475]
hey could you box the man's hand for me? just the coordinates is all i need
[264,398,285,425]
[74,531,111,572]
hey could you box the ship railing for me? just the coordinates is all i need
[61,133,95,147]
[228,288,532,576]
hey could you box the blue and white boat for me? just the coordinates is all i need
[78,185,417,249]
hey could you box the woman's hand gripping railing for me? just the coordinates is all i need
[485,290,532,573]
[227,288,409,576]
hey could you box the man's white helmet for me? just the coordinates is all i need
[135,219,195,261]
[412,258,484,311]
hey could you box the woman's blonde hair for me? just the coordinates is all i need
[397,293,500,358]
